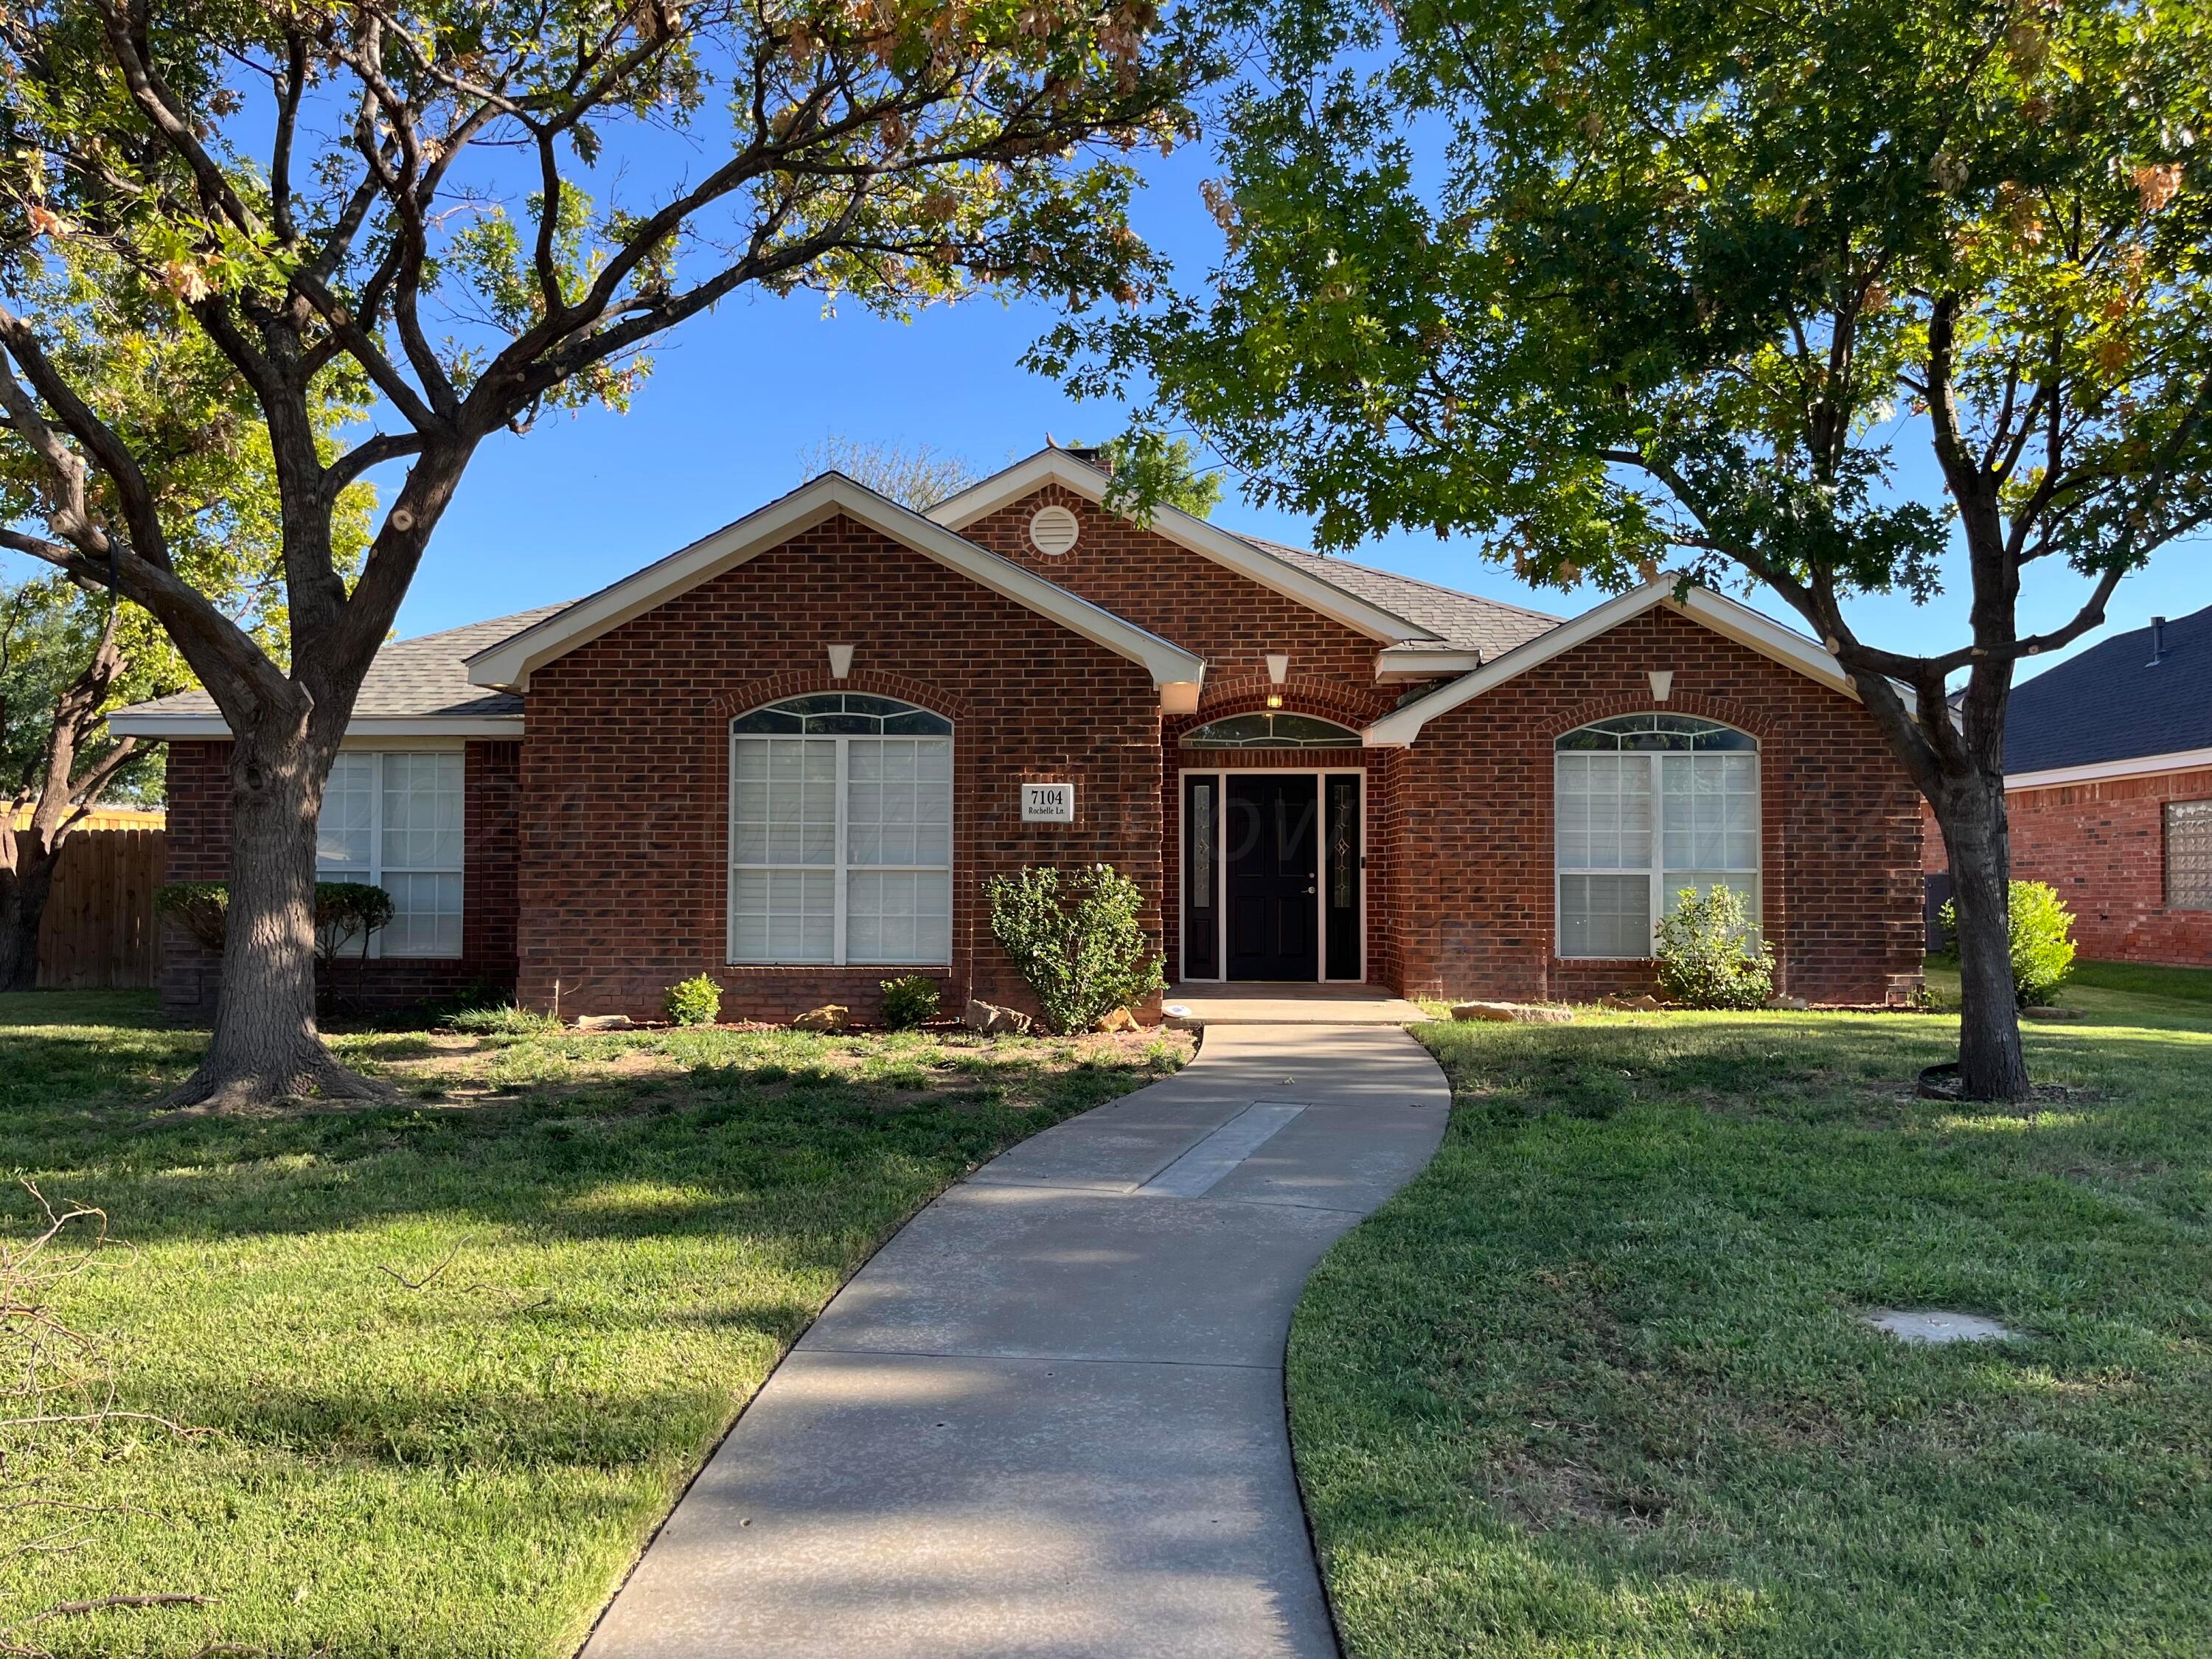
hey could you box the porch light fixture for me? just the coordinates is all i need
[1265,653,1289,708]
[1648,669,1674,703]
[828,644,856,680]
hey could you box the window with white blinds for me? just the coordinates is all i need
[728,695,953,966]
[316,751,465,958]
[1554,714,1760,958]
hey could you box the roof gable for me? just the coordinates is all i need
[928,450,1447,645]
[1363,577,1899,745]
[465,472,1204,694]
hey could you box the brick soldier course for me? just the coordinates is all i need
[116,446,1926,1022]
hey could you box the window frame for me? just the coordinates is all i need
[1552,716,1761,960]
[2166,799,2212,911]
[726,700,954,968]
[315,749,467,960]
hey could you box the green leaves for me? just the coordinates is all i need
[1054,0,2212,616]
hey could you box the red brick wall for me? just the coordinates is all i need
[157,739,523,1020]
[1925,769,2212,966]
[1393,605,1925,1005]
[512,513,1164,1023]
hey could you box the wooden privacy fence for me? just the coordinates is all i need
[36,827,165,989]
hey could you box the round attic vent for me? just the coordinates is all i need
[1028,504,1080,557]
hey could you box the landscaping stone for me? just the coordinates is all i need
[574,1014,634,1031]
[1093,1006,1140,1034]
[1767,995,1812,1011]
[1601,993,1666,1012]
[2023,1005,2084,1020]
[963,998,1033,1036]
[1451,1001,1574,1024]
[791,1004,849,1032]
[1863,1308,2020,1345]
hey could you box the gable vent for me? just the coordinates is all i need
[1029,504,1080,557]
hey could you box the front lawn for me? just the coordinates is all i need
[1290,996,2212,1657]
[0,992,1187,1658]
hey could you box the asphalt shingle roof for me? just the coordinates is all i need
[1240,537,1562,655]
[2005,602,2212,773]
[116,606,568,723]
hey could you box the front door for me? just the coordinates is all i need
[1227,774,1320,979]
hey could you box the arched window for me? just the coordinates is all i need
[1180,712,1361,749]
[1554,714,1759,959]
[729,695,952,967]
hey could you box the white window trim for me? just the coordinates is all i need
[726,731,954,968]
[317,751,466,960]
[1554,741,1761,961]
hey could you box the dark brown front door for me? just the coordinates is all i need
[1226,774,1320,980]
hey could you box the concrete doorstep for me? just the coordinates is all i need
[580,1023,1450,1659]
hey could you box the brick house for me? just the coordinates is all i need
[1922,605,2212,967]
[114,447,1927,1022]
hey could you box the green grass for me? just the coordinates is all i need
[2065,956,2212,1006]
[1289,995,2212,1658]
[0,992,1188,1658]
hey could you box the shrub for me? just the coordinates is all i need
[154,879,394,966]
[1654,884,1776,1010]
[879,973,941,1030]
[446,1004,563,1035]
[984,863,1165,1035]
[664,974,723,1027]
[1941,880,2076,1008]
[314,882,394,965]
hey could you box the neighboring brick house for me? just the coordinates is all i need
[1922,605,2212,967]
[113,446,1926,1021]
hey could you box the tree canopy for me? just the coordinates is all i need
[1043,0,2212,1096]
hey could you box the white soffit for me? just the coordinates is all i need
[1362,577,1907,746]
[2006,745,2212,791]
[465,471,1204,691]
[927,450,1444,647]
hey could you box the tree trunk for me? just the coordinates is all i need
[1930,773,2031,1102]
[163,728,393,1108]
[0,846,60,993]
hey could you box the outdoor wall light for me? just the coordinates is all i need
[1265,653,1290,706]
[828,644,856,680]
[1648,669,1674,702]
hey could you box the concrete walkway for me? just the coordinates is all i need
[581,1024,1450,1659]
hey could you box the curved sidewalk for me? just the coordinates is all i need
[582,1023,1451,1659]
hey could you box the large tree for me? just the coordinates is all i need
[0,0,1209,1107]
[0,249,369,992]
[1045,0,2212,1099]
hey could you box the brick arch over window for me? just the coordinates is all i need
[707,669,972,725]
[1177,675,1399,734]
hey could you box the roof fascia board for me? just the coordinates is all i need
[1363,578,1897,746]
[106,714,525,740]
[1375,647,1484,683]
[467,472,1203,690]
[2006,745,2212,791]
[927,451,1444,646]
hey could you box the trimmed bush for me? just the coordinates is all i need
[154,880,394,967]
[879,974,941,1031]
[1654,884,1776,1010]
[984,863,1165,1036]
[664,974,723,1027]
[1941,880,2077,1008]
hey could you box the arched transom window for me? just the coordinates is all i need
[729,695,952,966]
[1554,714,1759,959]
[1180,712,1361,749]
